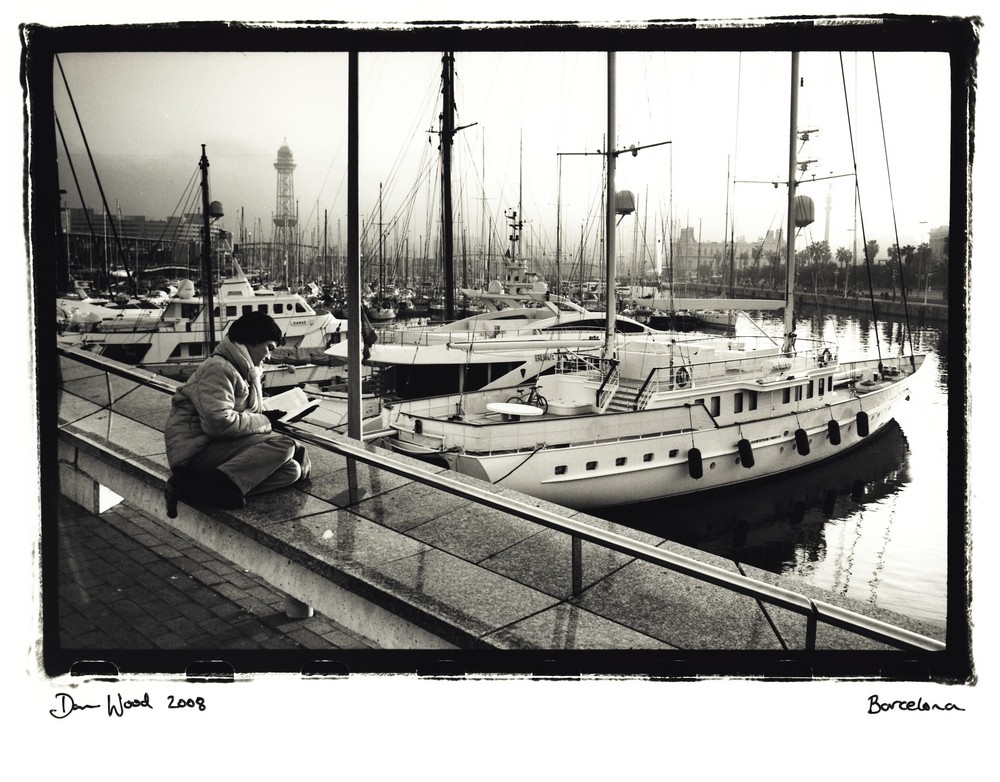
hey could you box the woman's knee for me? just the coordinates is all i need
[267,433,298,461]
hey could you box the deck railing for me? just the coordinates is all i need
[57,345,945,655]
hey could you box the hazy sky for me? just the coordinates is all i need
[52,39,952,272]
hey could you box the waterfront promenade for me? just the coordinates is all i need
[667,283,950,324]
[49,346,952,678]
[57,494,377,652]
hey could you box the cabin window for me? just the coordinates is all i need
[782,388,791,404]
[643,453,654,462]
[295,302,308,313]
[226,306,238,317]
[807,381,814,399]
[795,386,803,402]
[274,303,284,314]
[258,304,268,313]
[819,378,826,395]
[554,465,567,475]
[710,396,721,416]
[213,306,220,317]
[242,305,253,315]
[734,392,744,414]
[668,449,679,458]
[189,343,204,357]
[615,457,627,467]
[586,461,598,471]
[695,398,705,408]
[748,391,758,411]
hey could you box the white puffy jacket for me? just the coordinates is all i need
[164,337,272,469]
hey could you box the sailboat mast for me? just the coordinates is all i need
[604,51,617,355]
[199,144,216,348]
[441,51,456,320]
[556,153,562,296]
[378,181,384,298]
[783,51,800,349]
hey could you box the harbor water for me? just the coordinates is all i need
[594,305,953,626]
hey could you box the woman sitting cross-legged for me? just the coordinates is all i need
[164,311,310,510]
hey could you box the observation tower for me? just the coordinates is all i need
[273,140,297,283]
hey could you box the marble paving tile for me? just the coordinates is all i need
[266,508,432,572]
[57,373,118,407]
[109,385,173,432]
[479,526,634,598]
[374,547,559,636]
[58,356,104,383]
[58,393,104,425]
[351,481,472,532]
[402,504,543,564]
[62,409,165,457]
[101,416,168,457]
[574,557,786,650]
[486,602,675,650]
[234,486,338,526]
[305,461,414,507]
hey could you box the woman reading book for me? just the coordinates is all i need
[164,311,310,510]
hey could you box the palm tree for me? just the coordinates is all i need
[836,246,852,294]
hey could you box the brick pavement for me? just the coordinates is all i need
[55,495,379,652]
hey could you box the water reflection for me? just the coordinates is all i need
[604,421,909,576]
[597,306,951,625]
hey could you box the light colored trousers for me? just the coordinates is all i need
[185,432,303,496]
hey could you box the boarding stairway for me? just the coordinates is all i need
[606,378,644,413]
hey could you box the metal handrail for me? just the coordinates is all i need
[594,362,620,411]
[56,345,946,654]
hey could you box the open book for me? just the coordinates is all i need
[262,387,319,424]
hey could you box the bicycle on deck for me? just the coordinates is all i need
[506,386,548,414]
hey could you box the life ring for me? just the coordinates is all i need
[675,366,691,389]
[817,348,833,367]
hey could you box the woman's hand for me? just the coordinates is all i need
[263,409,286,424]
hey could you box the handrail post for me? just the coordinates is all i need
[571,535,583,597]
[345,50,360,505]
[806,602,819,650]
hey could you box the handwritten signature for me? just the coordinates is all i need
[868,694,965,713]
[49,692,205,719]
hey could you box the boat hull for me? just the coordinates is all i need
[383,355,921,510]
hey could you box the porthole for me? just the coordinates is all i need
[554,465,567,475]
[615,457,627,467]
[586,461,598,471]
[668,449,679,458]
[643,453,654,462]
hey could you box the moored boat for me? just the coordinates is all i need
[376,51,925,511]
[69,258,347,371]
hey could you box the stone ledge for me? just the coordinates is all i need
[55,425,611,650]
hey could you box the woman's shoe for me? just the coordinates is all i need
[293,445,311,481]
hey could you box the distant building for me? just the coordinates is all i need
[61,206,223,286]
[670,225,783,284]
[928,225,949,264]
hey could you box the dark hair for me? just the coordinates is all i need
[227,311,283,345]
